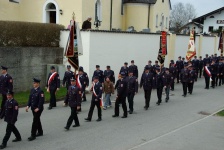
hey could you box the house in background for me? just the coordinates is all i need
[179,21,203,34]
[0,0,171,32]
[193,6,224,34]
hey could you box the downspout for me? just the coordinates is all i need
[110,0,113,30]
[147,4,150,28]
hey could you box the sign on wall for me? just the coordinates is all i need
[217,20,224,24]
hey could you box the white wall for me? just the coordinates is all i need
[203,10,224,33]
[60,31,219,83]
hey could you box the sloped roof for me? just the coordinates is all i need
[193,7,224,24]
[123,0,171,10]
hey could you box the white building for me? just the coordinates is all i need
[179,22,203,34]
[193,7,224,34]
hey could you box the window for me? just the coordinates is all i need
[162,0,164,3]
[210,16,214,18]
[166,17,168,28]
[208,26,213,32]
[9,0,19,3]
[95,0,102,21]
[156,15,158,27]
[161,16,164,29]
[219,26,223,30]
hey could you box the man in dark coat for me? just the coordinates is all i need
[180,65,190,97]
[26,78,45,141]
[0,91,21,149]
[155,68,163,105]
[92,65,104,84]
[140,67,153,110]
[104,66,115,84]
[64,78,81,130]
[119,62,129,77]
[112,72,128,118]
[46,66,60,110]
[0,66,13,117]
[82,17,92,30]
[85,76,103,122]
[128,60,138,78]
[176,56,184,83]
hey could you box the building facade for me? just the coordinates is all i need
[193,7,224,34]
[0,0,171,32]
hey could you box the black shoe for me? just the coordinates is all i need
[182,94,185,96]
[48,106,52,110]
[85,118,91,121]
[64,127,69,130]
[165,98,169,102]
[28,136,36,141]
[112,115,119,117]
[36,133,43,137]
[144,107,148,110]
[184,95,186,97]
[121,116,127,118]
[0,145,6,149]
[129,111,133,114]
[156,102,160,105]
[96,118,102,122]
[72,124,80,127]
[12,138,22,142]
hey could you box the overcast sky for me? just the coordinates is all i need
[171,0,224,17]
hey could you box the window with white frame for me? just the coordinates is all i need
[156,15,158,27]
[95,0,102,21]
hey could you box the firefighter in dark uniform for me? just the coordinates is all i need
[0,91,21,149]
[92,65,104,84]
[192,56,199,81]
[126,70,138,114]
[140,67,153,110]
[79,66,89,102]
[64,78,81,130]
[163,68,173,102]
[176,56,184,83]
[155,68,163,105]
[216,59,223,86]
[112,72,128,118]
[26,78,45,141]
[85,76,103,122]
[0,66,13,117]
[182,57,188,66]
[169,62,177,91]
[188,66,196,94]
[62,65,74,105]
[152,61,160,76]
[180,64,190,97]
[210,59,218,88]
[204,62,211,89]
[46,66,60,110]
[203,54,210,66]
[119,62,129,77]
[104,66,115,83]
[128,60,139,78]
[145,60,153,73]
[198,56,204,78]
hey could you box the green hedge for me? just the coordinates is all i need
[0,21,64,47]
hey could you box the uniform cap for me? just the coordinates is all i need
[70,77,76,81]
[124,62,128,65]
[33,78,41,83]
[50,66,55,70]
[148,60,152,63]
[78,68,83,72]
[155,60,158,63]
[1,66,8,70]
[165,68,169,71]
[156,67,160,71]
[96,65,100,68]
[6,91,14,95]
[93,76,99,80]
[67,65,71,68]
[131,60,134,63]
[120,72,126,76]
[144,66,149,70]
[106,66,110,68]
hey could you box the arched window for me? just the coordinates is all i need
[95,0,102,21]
[210,16,214,18]
[156,14,158,27]
[43,0,59,24]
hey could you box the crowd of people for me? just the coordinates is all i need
[0,53,223,149]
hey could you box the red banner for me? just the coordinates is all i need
[218,31,223,53]
[65,20,74,57]
[161,31,167,55]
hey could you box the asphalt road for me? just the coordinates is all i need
[0,78,224,150]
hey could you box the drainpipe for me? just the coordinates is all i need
[147,4,150,29]
[110,0,113,30]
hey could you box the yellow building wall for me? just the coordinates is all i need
[0,0,20,21]
[150,0,170,32]
[124,3,149,32]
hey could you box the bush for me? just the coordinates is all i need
[0,21,64,47]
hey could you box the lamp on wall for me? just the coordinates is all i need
[59,9,63,15]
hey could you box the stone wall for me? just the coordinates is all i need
[0,47,63,92]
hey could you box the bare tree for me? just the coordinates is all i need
[170,2,197,33]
